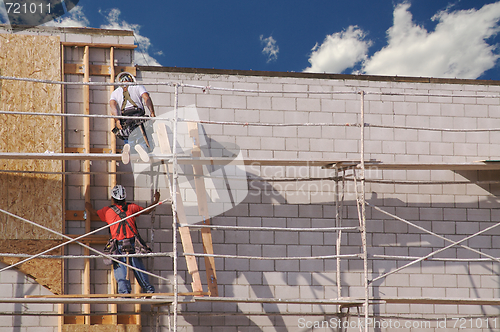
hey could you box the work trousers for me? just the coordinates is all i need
[113,238,155,294]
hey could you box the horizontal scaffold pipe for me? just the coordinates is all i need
[0,297,174,305]
[0,252,173,259]
[0,152,121,161]
[194,296,365,305]
[3,74,500,98]
[1,109,500,132]
[184,253,361,260]
[178,224,358,232]
[371,254,498,262]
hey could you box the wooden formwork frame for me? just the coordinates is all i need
[61,41,142,330]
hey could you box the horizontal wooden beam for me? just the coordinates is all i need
[27,291,207,299]
[65,147,122,154]
[62,42,137,49]
[64,64,136,77]
[64,315,139,325]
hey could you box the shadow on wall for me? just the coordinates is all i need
[0,262,58,331]
[180,174,500,331]
[117,117,500,330]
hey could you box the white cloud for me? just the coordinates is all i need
[41,6,161,67]
[304,2,500,79]
[260,35,279,63]
[99,8,161,66]
[303,26,371,73]
[0,3,8,25]
[363,2,500,79]
[42,5,89,27]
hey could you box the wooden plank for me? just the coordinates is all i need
[64,147,116,154]
[187,122,218,296]
[64,316,85,324]
[26,291,207,298]
[108,46,118,325]
[64,234,109,244]
[83,45,91,325]
[59,42,66,332]
[156,122,204,293]
[64,63,136,76]
[61,42,137,49]
[65,210,101,221]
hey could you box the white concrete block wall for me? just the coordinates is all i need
[122,68,500,331]
[0,263,58,332]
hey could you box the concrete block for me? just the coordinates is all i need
[283,111,308,124]
[272,97,296,111]
[297,98,320,112]
[433,274,457,287]
[417,102,440,116]
[222,95,246,109]
[299,232,324,245]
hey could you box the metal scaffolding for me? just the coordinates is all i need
[1,73,500,332]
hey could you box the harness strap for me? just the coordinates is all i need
[121,88,138,111]
[109,204,137,238]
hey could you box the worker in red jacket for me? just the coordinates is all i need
[86,185,159,294]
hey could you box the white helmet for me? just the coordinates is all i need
[116,71,136,83]
[111,185,127,200]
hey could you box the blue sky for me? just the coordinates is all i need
[3,0,500,80]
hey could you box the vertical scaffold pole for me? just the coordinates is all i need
[172,83,179,332]
[359,90,369,332]
[335,168,342,299]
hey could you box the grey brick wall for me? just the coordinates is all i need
[118,68,500,331]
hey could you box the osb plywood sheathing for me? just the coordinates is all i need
[0,33,63,294]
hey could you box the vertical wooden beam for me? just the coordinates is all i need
[156,123,204,293]
[108,46,118,325]
[109,47,117,186]
[83,45,91,324]
[187,122,218,296]
[58,43,65,332]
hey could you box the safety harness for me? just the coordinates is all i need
[109,204,137,239]
[121,88,139,111]
[112,88,147,140]
[108,204,152,254]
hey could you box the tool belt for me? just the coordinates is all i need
[112,106,148,140]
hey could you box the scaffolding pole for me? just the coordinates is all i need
[359,91,369,332]
[172,83,180,332]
